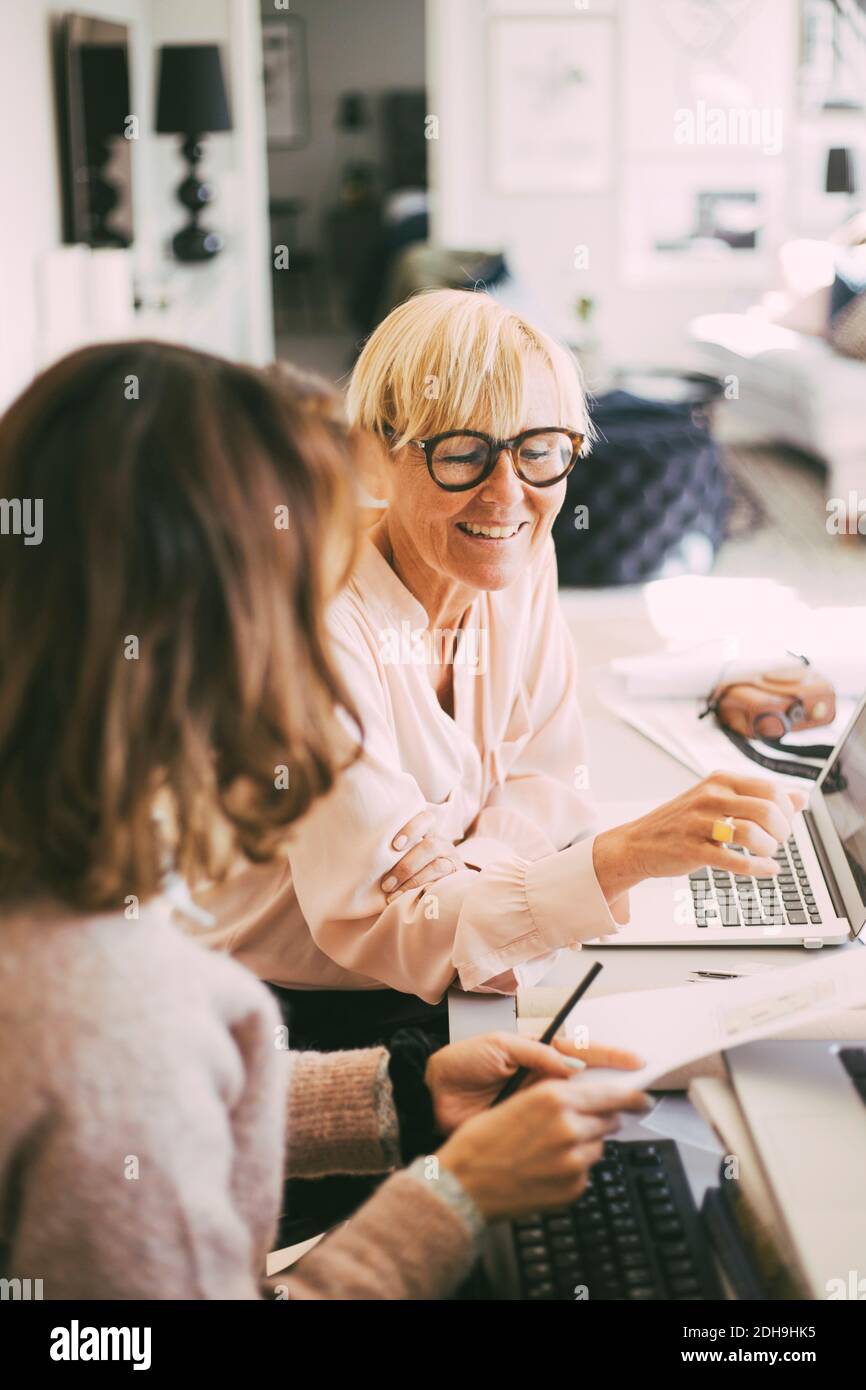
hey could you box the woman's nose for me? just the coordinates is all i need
[478,450,525,505]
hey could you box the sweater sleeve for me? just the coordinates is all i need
[284,1047,400,1176]
[269,1168,479,1301]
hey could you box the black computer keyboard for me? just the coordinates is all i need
[688,837,822,929]
[512,1139,721,1301]
[840,1047,866,1104]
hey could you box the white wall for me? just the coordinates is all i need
[0,0,272,411]
[426,0,837,371]
[0,0,150,408]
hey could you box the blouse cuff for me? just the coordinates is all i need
[285,1047,400,1177]
[525,835,620,949]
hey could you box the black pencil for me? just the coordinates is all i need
[491,960,604,1106]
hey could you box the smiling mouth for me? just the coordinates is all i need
[456,521,529,541]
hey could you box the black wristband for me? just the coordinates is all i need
[387,1028,440,1165]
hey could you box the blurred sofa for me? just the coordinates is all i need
[689,231,866,517]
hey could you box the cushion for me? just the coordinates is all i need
[830,288,866,360]
[829,245,866,319]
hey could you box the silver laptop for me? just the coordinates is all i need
[727,1038,866,1299]
[591,691,866,949]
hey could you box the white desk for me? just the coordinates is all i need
[448,704,864,1205]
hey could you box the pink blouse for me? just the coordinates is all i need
[190,537,619,1001]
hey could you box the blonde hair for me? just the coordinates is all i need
[346,288,593,451]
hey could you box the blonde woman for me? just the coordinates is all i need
[195,289,805,1056]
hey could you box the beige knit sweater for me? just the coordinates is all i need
[0,896,478,1300]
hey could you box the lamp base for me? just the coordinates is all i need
[171,224,225,262]
[170,134,224,262]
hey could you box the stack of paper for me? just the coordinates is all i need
[550,947,866,1094]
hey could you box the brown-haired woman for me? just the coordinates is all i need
[0,341,646,1299]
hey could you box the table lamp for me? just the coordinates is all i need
[155,44,232,261]
[825,146,857,202]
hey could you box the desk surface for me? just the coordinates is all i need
[448,645,864,1208]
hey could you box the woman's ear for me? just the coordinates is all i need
[351,428,392,511]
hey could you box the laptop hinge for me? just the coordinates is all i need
[802,807,848,922]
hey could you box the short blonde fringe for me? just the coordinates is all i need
[346,288,594,452]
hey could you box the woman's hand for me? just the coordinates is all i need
[425,1031,644,1134]
[593,771,809,903]
[436,1076,650,1222]
[380,809,464,903]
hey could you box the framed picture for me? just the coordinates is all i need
[622,161,785,286]
[262,14,310,148]
[799,0,866,112]
[488,14,614,194]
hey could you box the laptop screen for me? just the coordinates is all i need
[820,701,866,909]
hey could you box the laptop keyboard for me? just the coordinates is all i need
[512,1139,721,1301]
[840,1048,866,1106]
[688,836,822,930]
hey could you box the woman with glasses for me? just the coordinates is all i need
[193,288,804,1060]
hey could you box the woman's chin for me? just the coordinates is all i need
[448,548,529,589]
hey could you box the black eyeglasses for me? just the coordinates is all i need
[382,426,584,492]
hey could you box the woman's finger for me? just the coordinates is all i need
[390,808,435,854]
[385,856,459,902]
[565,1079,652,1115]
[706,817,778,859]
[382,835,456,892]
[489,1034,578,1080]
[704,844,779,878]
[719,794,792,845]
[554,1037,644,1071]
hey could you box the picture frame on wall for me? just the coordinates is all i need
[488,13,614,194]
[621,161,785,287]
[799,0,866,112]
[262,14,310,148]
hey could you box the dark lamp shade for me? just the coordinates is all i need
[826,147,857,195]
[155,44,232,135]
[80,45,131,141]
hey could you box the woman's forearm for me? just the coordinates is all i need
[271,1166,480,1301]
[591,821,644,906]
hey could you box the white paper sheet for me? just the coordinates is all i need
[566,946,866,1092]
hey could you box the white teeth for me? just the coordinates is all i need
[460,522,521,539]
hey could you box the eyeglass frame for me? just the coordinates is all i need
[381,425,585,492]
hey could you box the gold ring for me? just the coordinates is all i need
[711,816,736,845]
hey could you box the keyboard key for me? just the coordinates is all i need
[787,910,807,924]
[527,1282,555,1299]
[653,1218,684,1238]
[614,1232,642,1251]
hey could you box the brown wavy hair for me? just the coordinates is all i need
[0,342,361,911]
